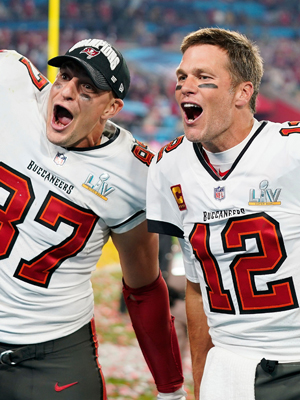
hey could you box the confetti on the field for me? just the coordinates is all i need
[92,265,194,399]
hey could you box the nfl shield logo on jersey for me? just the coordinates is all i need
[214,186,225,201]
[54,152,67,166]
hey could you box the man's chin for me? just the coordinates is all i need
[46,129,67,147]
[183,126,203,143]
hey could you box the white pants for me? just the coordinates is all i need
[200,347,260,400]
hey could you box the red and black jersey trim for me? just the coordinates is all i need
[147,219,184,238]
[193,121,268,181]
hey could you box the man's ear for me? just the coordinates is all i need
[102,98,124,121]
[235,81,254,108]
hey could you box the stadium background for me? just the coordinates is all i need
[4,0,300,398]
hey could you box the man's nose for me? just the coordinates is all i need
[180,76,198,95]
[61,78,77,100]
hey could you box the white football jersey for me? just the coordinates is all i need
[0,50,154,344]
[147,120,300,361]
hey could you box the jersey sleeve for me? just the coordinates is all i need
[105,125,153,234]
[178,237,199,283]
[146,152,184,238]
[110,209,146,234]
[0,49,50,122]
[147,140,200,282]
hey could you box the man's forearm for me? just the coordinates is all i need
[186,279,213,399]
[123,271,184,393]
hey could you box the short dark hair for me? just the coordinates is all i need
[181,28,263,114]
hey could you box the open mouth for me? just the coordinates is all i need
[54,105,73,127]
[182,103,203,123]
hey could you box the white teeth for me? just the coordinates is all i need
[183,103,199,108]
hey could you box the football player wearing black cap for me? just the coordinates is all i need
[0,39,186,400]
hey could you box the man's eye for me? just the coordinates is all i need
[83,83,95,91]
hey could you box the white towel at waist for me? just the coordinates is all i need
[199,347,261,400]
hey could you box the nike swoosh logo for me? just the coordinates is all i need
[219,169,229,177]
[55,382,78,392]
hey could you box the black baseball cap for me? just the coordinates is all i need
[48,38,130,99]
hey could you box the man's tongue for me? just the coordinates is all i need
[56,107,72,126]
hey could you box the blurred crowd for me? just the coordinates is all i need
[1,0,300,144]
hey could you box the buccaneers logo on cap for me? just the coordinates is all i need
[80,47,100,59]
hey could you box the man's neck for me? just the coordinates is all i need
[200,118,260,177]
[202,116,255,154]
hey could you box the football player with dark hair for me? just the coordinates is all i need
[147,27,300,400]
